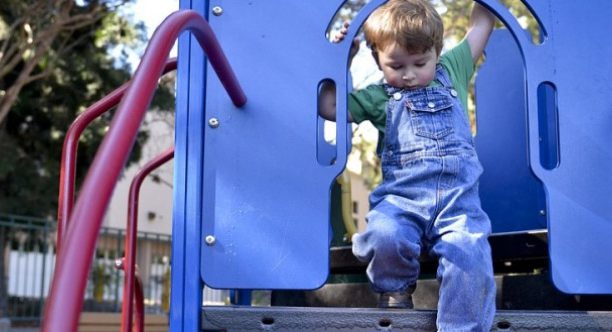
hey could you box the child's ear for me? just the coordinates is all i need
[371,50,381,70]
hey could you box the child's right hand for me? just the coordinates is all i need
[332,21,360,65]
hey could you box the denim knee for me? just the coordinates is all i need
[352,217,424,292]
[433,231,494,283]
[353,219,421,262]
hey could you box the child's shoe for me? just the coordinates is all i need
[378,291,414,309]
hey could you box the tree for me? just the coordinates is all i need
[0,0,175,217]
[439,0,540,44]
[0,1,132,125]
[0,0,175,319]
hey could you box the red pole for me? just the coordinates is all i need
[43,10,246,332]
[56,59,177,254]
[134,273,145,332]
[114,257,147,332]
[122,148,174,332]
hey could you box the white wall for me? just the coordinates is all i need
[103,111,174,235]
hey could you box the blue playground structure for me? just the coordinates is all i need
[42,0,612,331]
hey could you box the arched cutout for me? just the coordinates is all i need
[498,0,546,45]
[325,0,371,42]
[317,79,338,166]
[537,81,559,170]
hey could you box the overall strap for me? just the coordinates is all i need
[383,83,402,97]
[435,64,454,89]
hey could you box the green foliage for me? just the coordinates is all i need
[0,1,175,217]
[439,0,540,43]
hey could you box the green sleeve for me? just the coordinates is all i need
[439,38,474,110]
[348,84,388,133]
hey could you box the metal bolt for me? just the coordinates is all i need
[539,210,546,216]
[212,6,223,16]
[205,235,216,246]
[208,117,220,128]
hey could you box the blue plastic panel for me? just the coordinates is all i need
[480,0,612,293]
[532,1,612,294]
[199,1,361,290]
[474,29,547,234]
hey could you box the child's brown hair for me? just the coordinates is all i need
[364,0,443,57]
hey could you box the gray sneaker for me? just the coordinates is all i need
[378,291,414,309]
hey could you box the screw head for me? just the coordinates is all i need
[205,235,216,246]
[212,6,223,16]
[539,210,546,216]
[208,117,220,128]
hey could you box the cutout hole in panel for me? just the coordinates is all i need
[497,320,512,330]
[325,0,371,42]
[378,318,392,328]
[261,317,275,326]
[317,79,338,166]
[537,81,559,170]
[319,1,547,238]
[498,0,546,44]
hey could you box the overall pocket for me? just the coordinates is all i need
[408,94,454,139]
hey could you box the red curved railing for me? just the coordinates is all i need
[56,59,177,254]
[133,274,145,332]
[122,147,174,332]
[43,10,246,332]
[55,60,175,332]
[114,258,145,332]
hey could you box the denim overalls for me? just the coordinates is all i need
[352,65,496,332]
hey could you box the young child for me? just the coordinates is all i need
[321,1,497,330]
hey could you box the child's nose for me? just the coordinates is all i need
[402,72,415,81]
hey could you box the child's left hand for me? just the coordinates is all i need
[332,21,360,65]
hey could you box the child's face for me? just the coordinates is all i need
[376,42,439,90]
[319,87,336,116]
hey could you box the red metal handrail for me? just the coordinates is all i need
[56,59,177,254]
[43,10,246,332]
[134,273,145,332]
[56,59,175,332]
[114,257,146,332]
[122,147,174,332]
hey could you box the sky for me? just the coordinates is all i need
[131,0,179,37]
[125,0,179,71]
